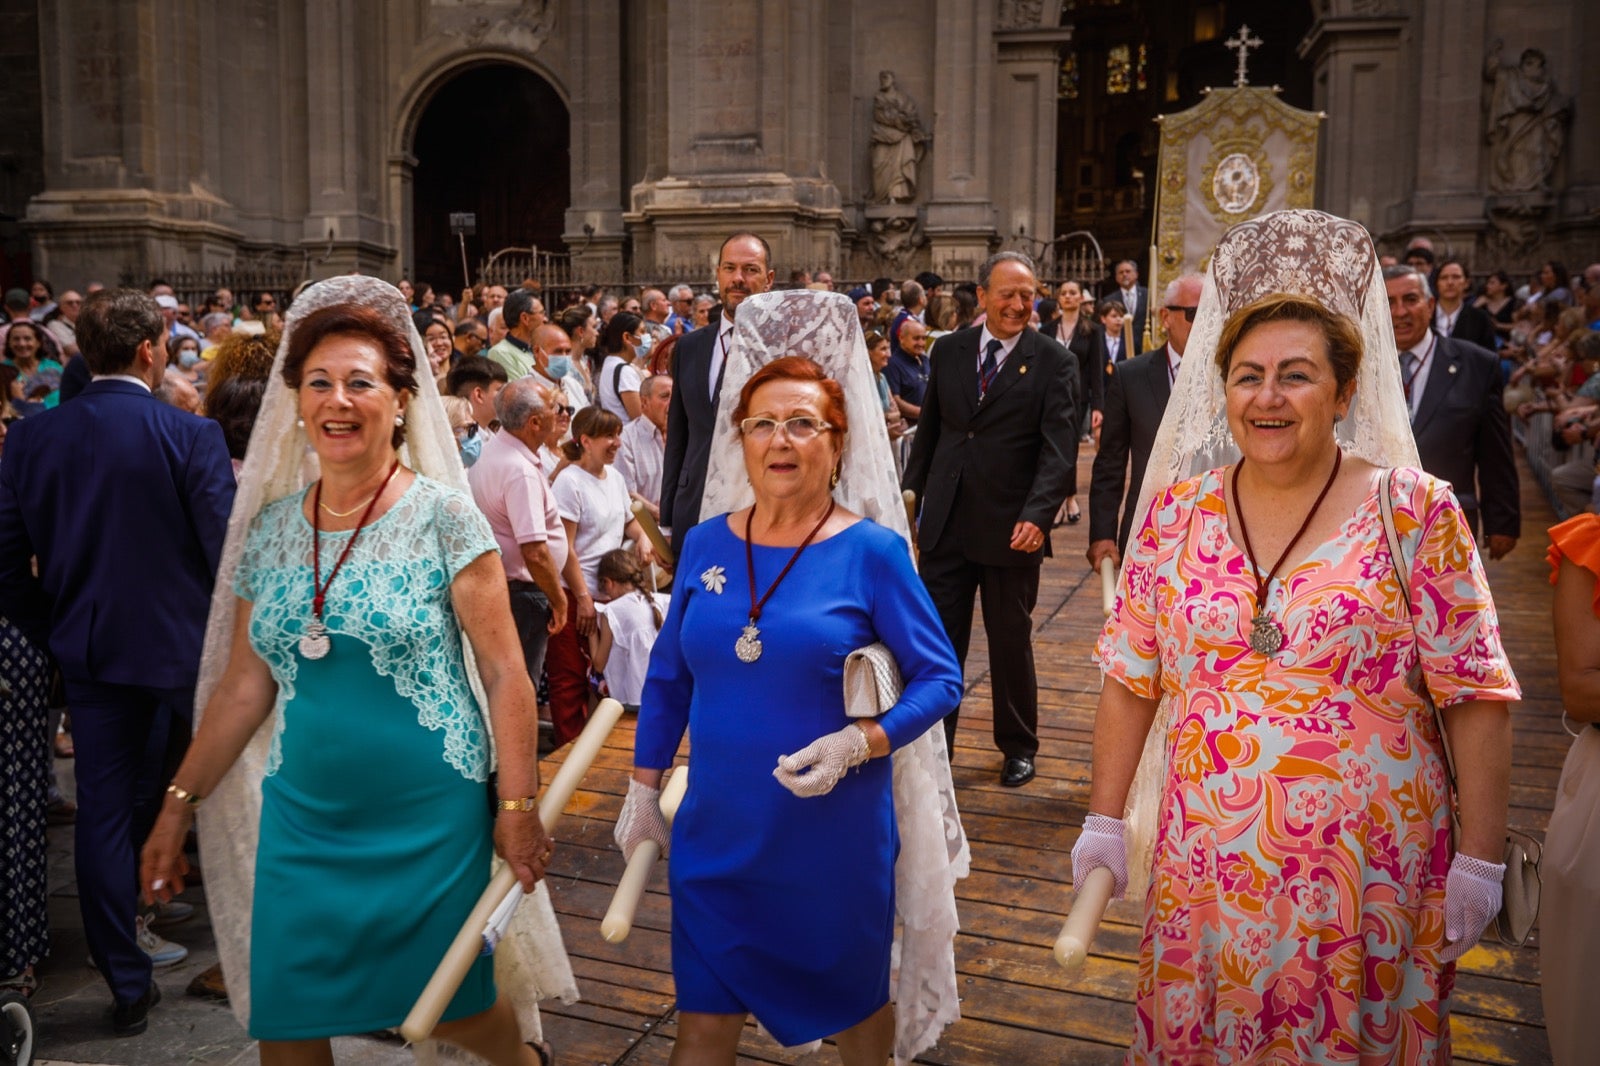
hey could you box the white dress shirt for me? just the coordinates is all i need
[615,416,666,508]
[1401,329,1439,420]
[710,314,735,399]
[975,326,1022,377]
[92,373,153,393]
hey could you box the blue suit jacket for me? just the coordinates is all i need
[0,379,235,689]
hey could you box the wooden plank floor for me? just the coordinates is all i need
[536,449,1563,1065]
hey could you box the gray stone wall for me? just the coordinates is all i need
[14,0,1597,291]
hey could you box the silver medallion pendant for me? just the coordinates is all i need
[734,623,763,663]
[1248,613,1285,657]
[299,620,331,660]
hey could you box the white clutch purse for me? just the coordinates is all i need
[843,642,903,719]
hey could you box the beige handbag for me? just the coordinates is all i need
[1379,469,1541,946]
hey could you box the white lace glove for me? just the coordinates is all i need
[1070,813,1130,900]
[773,724,871,799]
[1441,852,1504,962]
[613,778,669,862]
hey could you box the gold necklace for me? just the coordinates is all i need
[318,484,383,518]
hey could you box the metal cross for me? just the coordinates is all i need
[1225,24,1263,88]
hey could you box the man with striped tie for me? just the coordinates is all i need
[660,232,774,555]
[1385,264,1519,558]
[903,251,1078,787]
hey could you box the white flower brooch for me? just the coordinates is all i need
[700,565,727,594]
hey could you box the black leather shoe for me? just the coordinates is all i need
[112,979,161,1036]
[1001,756,1036,788]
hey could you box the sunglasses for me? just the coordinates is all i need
[1165,305,1199,322]
[557,404,576,416]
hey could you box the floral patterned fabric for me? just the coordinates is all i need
[1096,464,1519,1064]
[234,474,499,781]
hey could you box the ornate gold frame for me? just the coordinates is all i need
[1155,86,1322,278]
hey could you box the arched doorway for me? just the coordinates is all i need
[410,63,570,291]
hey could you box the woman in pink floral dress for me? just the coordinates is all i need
[1076,293,1519,1063]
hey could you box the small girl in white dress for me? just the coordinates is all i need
[588,548,667,710]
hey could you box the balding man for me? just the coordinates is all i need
[617,374,672,518]
[532,322,588,415]
[469,378,570,689]
[1088,274,1204,568]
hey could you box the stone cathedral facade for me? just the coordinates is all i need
[2,0,1594,292]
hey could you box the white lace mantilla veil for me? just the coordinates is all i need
[194,275,577,1047]
[701,289,970,1065]
[1117,209,1421,898]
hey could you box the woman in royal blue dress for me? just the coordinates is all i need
[139,277,571,1065]
[616,287,968,1066]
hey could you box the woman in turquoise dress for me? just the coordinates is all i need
[141,288,555,1065]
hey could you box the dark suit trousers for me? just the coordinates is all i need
[919,547,1040,759]
[65,679,193,1005]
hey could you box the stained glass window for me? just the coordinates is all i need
[1107,44,1132,95]
[1136,44,1148,91]
[1059,52,1080,99]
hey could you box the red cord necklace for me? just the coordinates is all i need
[734,499,836,664]
[1231,448,1342,656]
[298,459,401,660]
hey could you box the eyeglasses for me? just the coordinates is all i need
[453,422,479,440]
[1165,305,1199,322]
[557,404,575,416]
[739,416,835,441]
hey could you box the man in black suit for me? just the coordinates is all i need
[1114,259,1149,356]
[1434,259,1498,350]
[903,252,1077,787]
[1386,264,1520,558]
[1087,274,1204,569]
[660,232,774,554]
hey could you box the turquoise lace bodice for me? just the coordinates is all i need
[235,475,500,780]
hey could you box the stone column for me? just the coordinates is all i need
[567,0,628,279]
[627,0,843,278]
[300,0,392,274]
[1402,0,1490,261]
[993,31,1071,270]
[924,0,996,277]
[25,0,242,287]
[1297,7,1408,238]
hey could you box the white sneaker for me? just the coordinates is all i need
[135,915,188,968]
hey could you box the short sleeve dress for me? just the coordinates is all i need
[634,516,962,1045]
[1096,465,1519,1064]
[233,475,501,1040]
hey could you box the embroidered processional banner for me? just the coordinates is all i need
[1152,85,1323,325]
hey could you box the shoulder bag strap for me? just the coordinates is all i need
[1380,469,1461,802]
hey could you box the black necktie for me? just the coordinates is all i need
[979,338,1002,399]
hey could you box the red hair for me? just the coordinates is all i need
[732,356,849,437]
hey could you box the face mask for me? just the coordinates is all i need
[178,348,201,368]
[460,432,483,467]
[546,355,573,379]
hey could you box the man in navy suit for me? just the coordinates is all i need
[0,289,234,1034]
[660,232,774,554]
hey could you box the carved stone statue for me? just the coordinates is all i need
[870,71,929,204]
[1483,42,1571,196]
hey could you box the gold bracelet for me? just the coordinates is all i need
[166,783,203,807]
[497,797,538,812]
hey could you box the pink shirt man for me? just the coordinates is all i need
[467,429,569,583]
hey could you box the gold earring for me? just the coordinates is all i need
[830,467,841,489]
